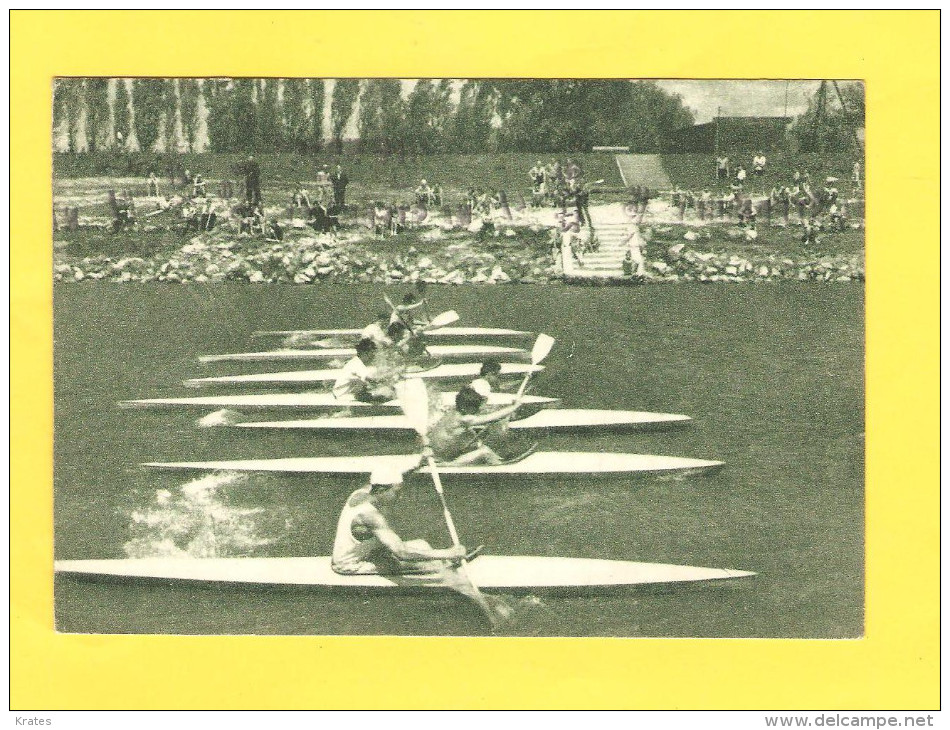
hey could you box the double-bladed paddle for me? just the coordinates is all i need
[397,378,508,627]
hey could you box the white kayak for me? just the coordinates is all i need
[55,556,754,592]
[199,344,527,364]
[236,409,692,433]
[143,452,723,478]
[255,326,534,340]
[119,392,561,411]
[184,363,543,388]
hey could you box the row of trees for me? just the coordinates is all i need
[53,78,696,155]
[790,81,865,153]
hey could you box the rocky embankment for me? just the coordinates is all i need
[53,205,864,285]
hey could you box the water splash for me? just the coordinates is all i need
[196,408,245,427]
[490,593,567,636]
[123,472,289,559]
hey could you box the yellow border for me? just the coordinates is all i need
[12,10,939,709]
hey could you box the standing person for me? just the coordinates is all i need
[147,172,159,197]
[244,155,262,207]
[735,164,747,189]
[752,152,767,178]
[623,226,647,277]
[331,164,349,209]
[529,160,545,197]
[716,155,730,181]
[573,179,592,228]
[852,160,862,192]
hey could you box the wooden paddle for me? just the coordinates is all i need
[514,334,556,399]
[397,378,503,625]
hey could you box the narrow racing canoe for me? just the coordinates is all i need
[55,556,754,592]
[254,326,534,340]
[119,392,561,411]
[199,344,527,364]
[184,362,542,388]
[235,409,692,433]
[143,451,723,478]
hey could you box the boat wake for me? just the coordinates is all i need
[123,472,290,559]
[196,408,245,427]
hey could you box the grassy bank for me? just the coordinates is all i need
[53,152,625,195]
[661,152,861,193]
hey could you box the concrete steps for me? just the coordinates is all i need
[562,220,637,280]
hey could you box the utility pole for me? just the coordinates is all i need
[714,106,721,158]
[812,81,828,154]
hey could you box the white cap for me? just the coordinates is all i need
[370,465,404,487]
[469,379,492,398]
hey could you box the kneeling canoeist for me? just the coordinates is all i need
[332,338,396,403]
[331,466,473,575]
[428,381,529,466]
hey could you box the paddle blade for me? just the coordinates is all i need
[531,334,556,365]
[427,310,459,329]
[396,378,431,436]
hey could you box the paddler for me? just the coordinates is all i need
[331,466,512,628]
[331,465,479,575]
[331,338,395,403]
[427,381,533,466]
[470,361,503,394]
[389,291,430,331]
[385,320,429,361]
[360,312,393,347]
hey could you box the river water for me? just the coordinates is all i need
[53,282,864,637]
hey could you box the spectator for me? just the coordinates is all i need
[574,181,591,228]
[192,174,207,198]
[244,155,262,207]
[331,164,349,209]
[147,172,159,197]
[716,155,730,181]
[852,161,862,192]
[529,160,545,196]
[415,179,435,206]
[752,152,767,177]
[735,164,747,188]
[564,158,582,185]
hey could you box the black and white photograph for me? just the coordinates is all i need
[52,77,865,638]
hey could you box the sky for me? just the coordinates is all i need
[654,80,822,124]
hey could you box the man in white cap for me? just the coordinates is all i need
[331,465,479,575]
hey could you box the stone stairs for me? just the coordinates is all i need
[562,220,635,282]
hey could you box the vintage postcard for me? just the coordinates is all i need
[12,10,939,711]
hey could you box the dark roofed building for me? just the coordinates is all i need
[665,116,792,153]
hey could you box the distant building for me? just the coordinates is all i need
[665,116,792,153]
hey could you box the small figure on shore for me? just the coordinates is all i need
[331,164,349,209]
[716,155,730,181]
[244,155,262,207]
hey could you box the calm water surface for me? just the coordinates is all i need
[53,282,864,637]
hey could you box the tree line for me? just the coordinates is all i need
[53,78,697,155]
